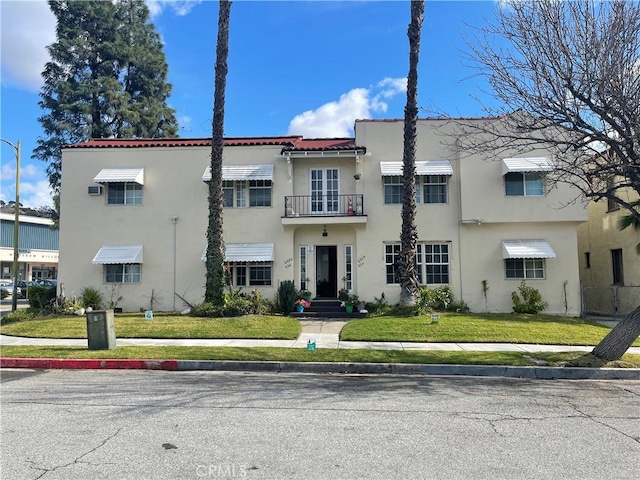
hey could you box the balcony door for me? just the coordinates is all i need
[310,169,339,214]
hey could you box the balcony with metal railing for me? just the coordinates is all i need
[281,194,367,226]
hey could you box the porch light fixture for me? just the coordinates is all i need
[354,173,361,180]
[322,225,328,237]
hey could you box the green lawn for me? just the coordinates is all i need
[0,313,300,340]
[1,345,638,368]
[340,312,640,346]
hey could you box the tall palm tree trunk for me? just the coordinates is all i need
[399,0,425,308]
[205,0,231,305]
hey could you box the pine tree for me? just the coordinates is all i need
[34,0,178,192]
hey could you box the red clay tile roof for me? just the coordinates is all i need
[62,135,366,153]
[63,136,302,149]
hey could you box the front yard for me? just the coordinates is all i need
[0,313,301,340]
[340,312,640,346]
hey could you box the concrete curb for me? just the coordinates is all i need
[2,358,639,379]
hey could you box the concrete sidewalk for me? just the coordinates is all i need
[2,319,639,354]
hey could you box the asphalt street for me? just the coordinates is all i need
[1,369,639,480]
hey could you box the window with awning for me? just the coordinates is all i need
[201,243,274,286]
[93,245,143,284]
[93,245,144,264]
[502,240,555,280]
[381,161,453,205]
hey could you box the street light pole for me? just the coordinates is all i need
[1,138,21,311]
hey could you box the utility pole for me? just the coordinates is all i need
[1,138,21,311]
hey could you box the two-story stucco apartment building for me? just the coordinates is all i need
[58,117,587,314]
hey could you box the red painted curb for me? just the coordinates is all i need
[0,358,179,371]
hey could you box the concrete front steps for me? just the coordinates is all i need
[290,298,366,319]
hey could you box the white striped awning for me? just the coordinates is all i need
[94,168,144,184]
[202,164,274,182]
[92,245,144,264]
[201,242,274,262]
[380,160,453,176]
[501,157,553,175]
[502,240,556,259]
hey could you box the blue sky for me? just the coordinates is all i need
[1,0,500,208]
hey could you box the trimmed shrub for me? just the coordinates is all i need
[277,280,297,314]
[28,284,56,311]
[512,281,548,314]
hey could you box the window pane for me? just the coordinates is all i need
[105,264,123,282]
[423,176,447,203]
[249,265,271,286]
[505,259,524,279]
[123,264,141,283]
[345,245,353,291]
[249,180,271,207]
[125,184,143,204]
[223,188,233,207]
[236,181,247,207]
[524,173,544,196]
[385,243,401,284]
[612,249,624,285]
[236,266,247,286]
[107,184,125,204]
[398,243,452,285]
[384,177,403,204]
[505,172,524,196]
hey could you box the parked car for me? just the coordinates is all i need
[0,283,22,298]
[16,281,29,299]
[33,279,57,289]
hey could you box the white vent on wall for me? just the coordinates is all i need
[88,185,103,196]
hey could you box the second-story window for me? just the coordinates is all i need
[384,175,449,204]
[422,175,448,203]
[223,180,271,207]
[383,177,403,204]
[502,157,552,197]
[505,172,545,196]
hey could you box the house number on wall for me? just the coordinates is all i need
[284,257,293,269]
[357,255,366,267]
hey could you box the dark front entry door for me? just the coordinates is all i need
[316,245,337,297]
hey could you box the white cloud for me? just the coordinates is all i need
[0,0,55,92]
[146,0,203,18]
[19,180,54,208]
[287,77,407,137]
[2,158,51,207]
[377,77,407,98]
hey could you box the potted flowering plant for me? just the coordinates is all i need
[294,298,310,312]
[344,294,359,314]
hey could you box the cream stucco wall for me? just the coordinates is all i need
[59,118,587,314]
[354,119,586,315]
[577,187,640,315]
